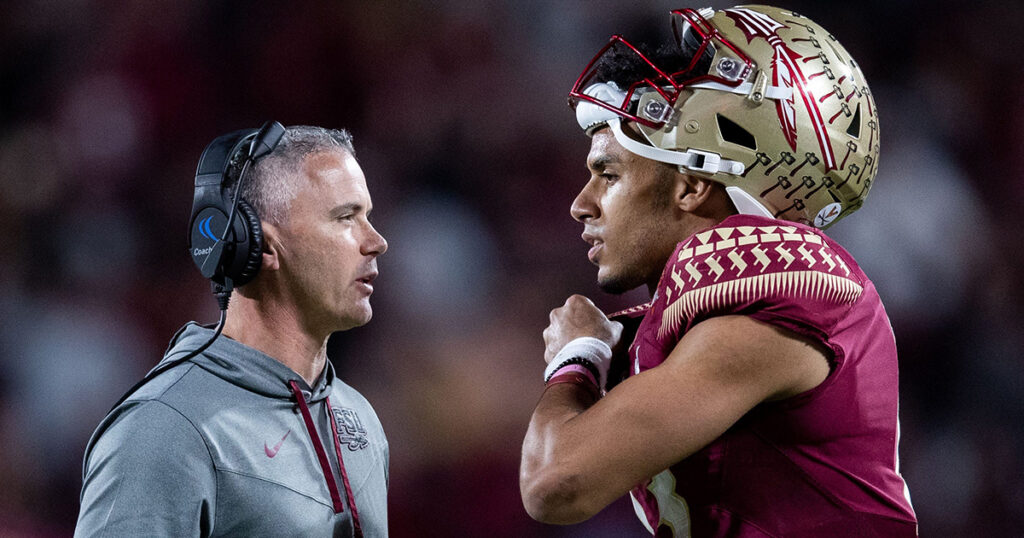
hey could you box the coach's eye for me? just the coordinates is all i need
[601,173,618,183]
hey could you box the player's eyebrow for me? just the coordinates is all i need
[329,202,363,218]
[587,155,618,171]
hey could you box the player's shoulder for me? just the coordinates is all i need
[652,215,866,337]
[662,214,865,289]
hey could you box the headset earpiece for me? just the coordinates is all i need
[234,199,264,286]
[187,121,284,287]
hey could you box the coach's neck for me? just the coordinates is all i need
[222,250,330,387]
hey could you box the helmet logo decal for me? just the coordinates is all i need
[724,8,837,171]
[815,203,843,228]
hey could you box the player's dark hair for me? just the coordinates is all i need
[594,34,714,89]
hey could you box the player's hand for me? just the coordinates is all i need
[543,295,623,364]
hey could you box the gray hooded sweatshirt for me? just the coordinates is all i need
[75,322,389,537]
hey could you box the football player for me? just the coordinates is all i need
[521,6,917,536]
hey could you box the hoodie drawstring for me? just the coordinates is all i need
[326,395,363,535]
[288,380,363,538]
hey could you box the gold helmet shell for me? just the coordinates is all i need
[570,5,879,229]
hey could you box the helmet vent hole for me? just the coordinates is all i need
[846,103,861,138]
[716,114,757,150]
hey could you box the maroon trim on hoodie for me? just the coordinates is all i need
[288,380,345,514]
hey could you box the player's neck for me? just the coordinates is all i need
[644,211,733,297]
[222,294,329,386]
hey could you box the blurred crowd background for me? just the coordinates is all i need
[2,0,1022,536]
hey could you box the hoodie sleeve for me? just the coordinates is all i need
[75,400,216,538]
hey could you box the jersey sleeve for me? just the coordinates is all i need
[75,401,216,538]
[654,222,865,354]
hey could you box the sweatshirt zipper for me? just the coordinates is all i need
[288,380,363,538]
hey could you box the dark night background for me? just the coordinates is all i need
[1,1,1022,536]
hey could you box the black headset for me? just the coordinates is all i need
[188,120,286,289]
[107,121,285,411]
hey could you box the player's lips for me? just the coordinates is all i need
[582,232,603,263]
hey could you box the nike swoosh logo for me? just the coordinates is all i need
[264,429,292,458]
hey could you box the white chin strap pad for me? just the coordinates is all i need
[725,186,774,218]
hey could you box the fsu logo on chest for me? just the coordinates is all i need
[331,407,369,451]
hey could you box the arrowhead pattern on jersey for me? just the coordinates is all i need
[706,255,725,282]
[818,247,836,271]
[797,244,816,267]
[671,267,687,295]
[751,245,771,271]
[728,250,748,277]
[685,260,703,285]
[775,245,795,269]
[660,225,863,339]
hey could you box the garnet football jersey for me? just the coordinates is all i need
[626,214,916,537]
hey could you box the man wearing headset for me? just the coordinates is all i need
[76,124,389,537]
[520,6,917,537]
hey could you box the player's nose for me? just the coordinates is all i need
[571,180,600,223]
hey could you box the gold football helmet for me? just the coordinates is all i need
[570,5,879,228]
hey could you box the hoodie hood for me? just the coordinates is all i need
[160,322,336,403]
[81,321,387,536]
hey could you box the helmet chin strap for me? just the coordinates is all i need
[607,118,745,176]
[606,118,775,219]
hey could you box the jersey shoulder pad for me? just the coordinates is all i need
[655,220,864,340]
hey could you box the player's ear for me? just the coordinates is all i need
[260,222,282,272]
[675,172,716,213]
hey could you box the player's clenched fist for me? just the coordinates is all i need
[544,295,623,363]
[540,296,624,392]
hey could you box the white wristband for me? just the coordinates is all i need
[543,337,613,388]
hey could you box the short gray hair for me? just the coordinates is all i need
[233,125,355,224]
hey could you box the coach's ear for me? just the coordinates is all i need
[260,222,282,272]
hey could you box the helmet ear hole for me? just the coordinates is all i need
[716,114,757,150]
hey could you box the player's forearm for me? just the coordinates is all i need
[520,383,603,524]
